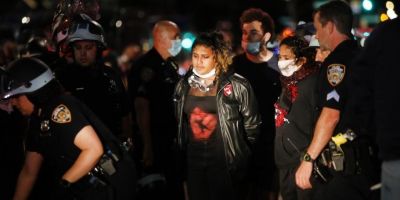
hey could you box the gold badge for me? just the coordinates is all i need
[51,104,72,123]
[327,64,346,86]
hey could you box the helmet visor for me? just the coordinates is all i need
[0,68,54,100]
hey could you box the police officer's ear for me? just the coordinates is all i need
[326,21,335,34]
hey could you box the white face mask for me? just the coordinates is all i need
[278,59,301,77]
[168,39,182,57]
[193,68,216,79]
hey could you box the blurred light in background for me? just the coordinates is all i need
[115,20,123,28]
[386,1,394,10]
[21,16,30,24]
[385,1,398,19]
[387,9,398,19]
[362,0,373,11]
[282,27,294,39]
[380,13,389,22]
[181,32,195,50]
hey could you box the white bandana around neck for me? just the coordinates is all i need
[192,68,216,79]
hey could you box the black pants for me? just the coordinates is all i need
[187,164,248,200]
[186,143,247,200]
[279,167,313,200]
[312,174,371,200]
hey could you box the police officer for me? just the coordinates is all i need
[55,14,132,141]
[295,1,372,199]
[2,58,135,200]
[128,20,183,200]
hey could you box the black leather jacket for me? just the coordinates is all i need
[173,70,261,171]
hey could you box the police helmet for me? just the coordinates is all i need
[66,13,106,47]
[22,37,50,57]
[0,58,54,100]
[51,13,71,45]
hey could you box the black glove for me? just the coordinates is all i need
[55,179,76,200]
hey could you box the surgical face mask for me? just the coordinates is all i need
[168,39,182,57]
[246,41,261,55]
[278,59,301,77]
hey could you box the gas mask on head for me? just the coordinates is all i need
[188,68,216,92]
[278,59,301,77]
[168,39,182,57]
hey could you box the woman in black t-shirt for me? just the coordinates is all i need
[174,32,261,200]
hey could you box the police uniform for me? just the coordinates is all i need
[128,48,182,199]
[55,62,129,138]
[26,94,135,200]
[313,39,372,200]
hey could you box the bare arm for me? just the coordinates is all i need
[13,152,44,200]
[62,125,103,182]
[295,107,340,189]
[134,97,153,167]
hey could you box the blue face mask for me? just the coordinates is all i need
[246,41,261,55]
[168,39,182,57]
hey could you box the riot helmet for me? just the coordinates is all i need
[66,13,106,47]
[0,57,54,100]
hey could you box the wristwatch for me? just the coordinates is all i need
[301,152,315,162]
[59,179,72,189]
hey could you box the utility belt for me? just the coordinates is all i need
[84,139,134,188]
[313,129,376,183]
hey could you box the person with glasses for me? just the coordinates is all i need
[173,31,261,200]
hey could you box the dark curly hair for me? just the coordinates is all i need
[191,31,233,79]
[240,8,275,38]
[280,36,318,71]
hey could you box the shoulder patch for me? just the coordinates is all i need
[327,64,346,86]
[223,84,233,96]
[51,104,72,123]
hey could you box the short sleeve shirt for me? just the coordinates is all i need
[26,95,90,168]
[317,40,359,111]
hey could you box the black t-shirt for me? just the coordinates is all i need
[316,40,359,133]
[55,62,129,136]
[231,53,281,143]
[183,95,225,168]
[26,95,90,176]
[274,73,319,167]
[128,48,179,142]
